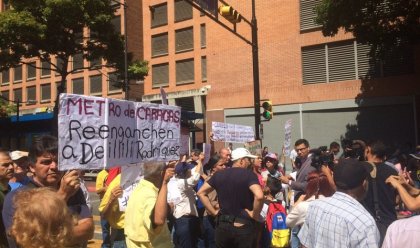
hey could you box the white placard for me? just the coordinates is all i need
[58,94,181,170]
[202,143,211,165]
[179,133,190,156]
[284,119,292,156]
[118,164,143,211]
[211,121,254,143]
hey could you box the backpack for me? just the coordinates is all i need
[266,201,290,248]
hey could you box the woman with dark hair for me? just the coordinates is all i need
[286,171,335,248]
[200,155,227,248]
[261,153,282,182]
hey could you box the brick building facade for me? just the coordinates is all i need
[141,0,419,154]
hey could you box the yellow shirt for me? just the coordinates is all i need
[96,169,108,192]
[98,174,125,229]
[125,179,172,248]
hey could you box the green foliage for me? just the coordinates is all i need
[128,60,149,81]
[315,0,420,56]
[0,98,16,118]
[0,0,125,83]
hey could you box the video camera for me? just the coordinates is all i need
[310,146,335,171]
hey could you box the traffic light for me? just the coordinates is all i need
[218,5,241,23]
[261,101,273,120]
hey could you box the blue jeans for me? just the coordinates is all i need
[101,217,111,248]
[174,216,200,248]
[202,216,216,248]
[290,226,301,248]
[111,228,126,248]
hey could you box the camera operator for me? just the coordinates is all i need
[310,147,336,190]
[343,140,366,161]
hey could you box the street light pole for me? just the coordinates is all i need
[16,98,20,148]
[251,0,261,140]
[123,2,129,100]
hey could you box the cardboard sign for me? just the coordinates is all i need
[118,164,143,211]
[245,140,262,156]
[58,94,181,170]
[211,121,254,143]
[284,119,292,156]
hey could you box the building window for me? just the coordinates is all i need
[1,69,10,85]
[152,33,169,57]
[13,88,22,102]
[152,63,169,88]
[201,56,207,81]
[89,56,102,69]
[175,27,194,53]
[107,73,121,93]
[72,78,84,95]
[72,53,84,71]
[56,82,67,94]
[90,75,102,95]
[151,3,168,28]
[200,24,206,48]
[301,40,415,84]
[112,15,121,34]
[55,57,64,76]
[175,0,193,22]
[41,59,51,77]
[300,0,322,31]
[175,97,195,112]
[41,84,51,102]
[14,65,22,83]
[176,59,194,85]
[27,62,36,81]
[1,91,8,100]
[26,86,36,104]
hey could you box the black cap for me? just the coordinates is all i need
[334,158,371,190]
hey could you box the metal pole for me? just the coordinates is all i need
[16,98,20,148]
[251,0,261,140]
[123,2,129,100]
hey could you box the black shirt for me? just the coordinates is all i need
[208,167,259,220]
[362,162,398,225]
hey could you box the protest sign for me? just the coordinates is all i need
[119,164,143,211]
[284,119,292,156]
[58,94,181,170]
[211,121,254,143]
[179,132,190,156]
[244,140,262,156]
[202,143,211,165]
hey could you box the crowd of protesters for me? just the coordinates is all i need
[0,133,419,248]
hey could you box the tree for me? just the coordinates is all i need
[0,0,148,132]
[315,0,420,56]
[0,98,16,118]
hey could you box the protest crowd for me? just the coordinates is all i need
[0,133,419,248]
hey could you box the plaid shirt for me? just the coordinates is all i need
[298,192,380,248]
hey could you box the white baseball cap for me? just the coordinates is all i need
[231,148,257,161]
[10,151,29,161]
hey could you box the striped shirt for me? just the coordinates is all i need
[298,192,380,248]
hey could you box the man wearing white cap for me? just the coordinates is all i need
[198,148,264,248]
[9,150,30,191]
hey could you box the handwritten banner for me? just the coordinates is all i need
[119,164,143,211]
[284,119,292,156]
[244,140,262,156]
[58,94,181,170]
[211,121,254,143]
